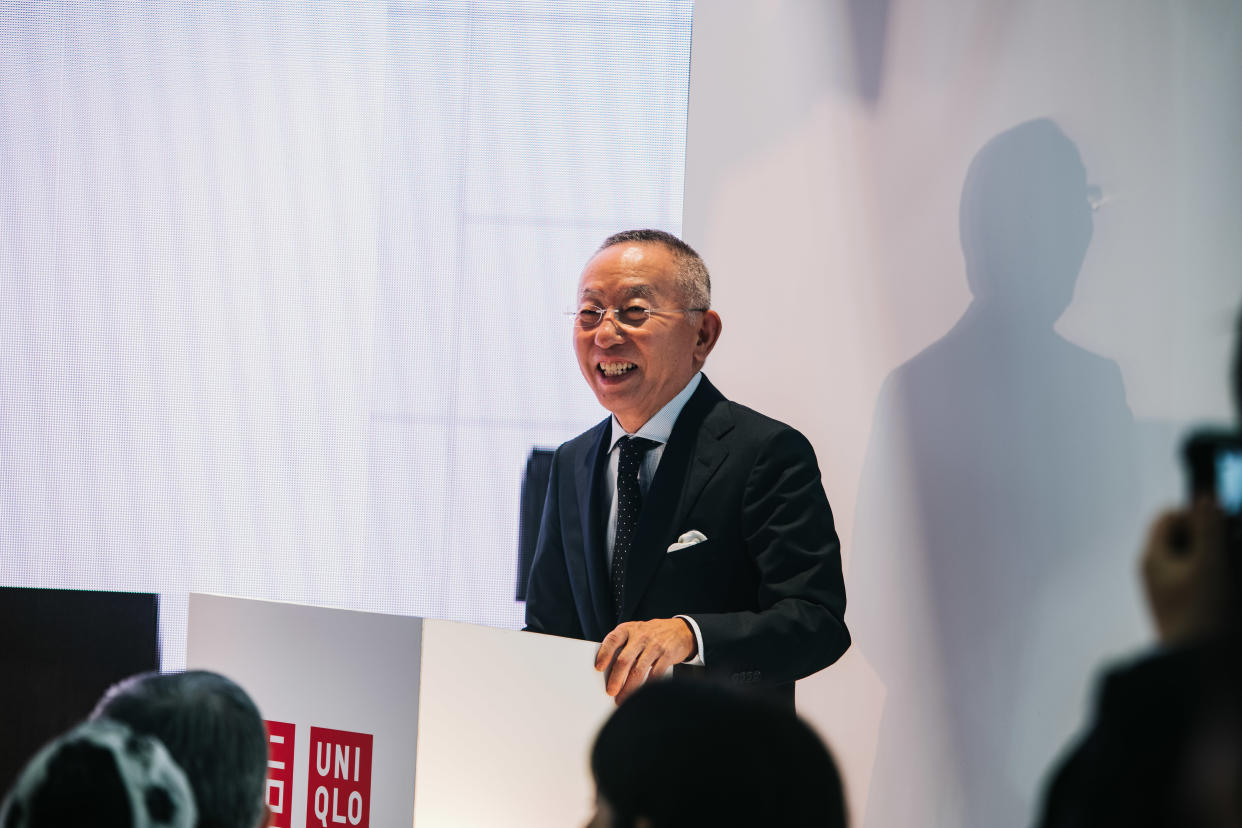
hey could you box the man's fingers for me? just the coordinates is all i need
[606,634,661,698]
[600,619,696,702]
[1154,509,1189,552]
[1190,495,1223,552]
[629,647,661,686]
[614,662,649,705]
[605,641,641,696]
[615,647,666,704]
[1141,500,1231,644]
[649,651,681,681]
[595,626,630,671]
[1141,509,1188,583]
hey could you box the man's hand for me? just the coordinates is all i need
[1141,498,1230,645]
[595,618,696,705]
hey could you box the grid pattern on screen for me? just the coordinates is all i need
[0,1,692,669]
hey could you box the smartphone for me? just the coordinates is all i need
[1182,429,1242,516]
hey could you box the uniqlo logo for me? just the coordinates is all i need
[264,721,296,828]
[305,727,373,828]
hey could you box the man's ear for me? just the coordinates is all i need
[694,310,723,361]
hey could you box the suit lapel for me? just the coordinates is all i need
[575,418,614,639]
[620,377,734,621]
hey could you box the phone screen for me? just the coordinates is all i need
[1219,448,1242,515]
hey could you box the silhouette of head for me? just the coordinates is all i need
[0,718,196,828]
[588,679,846,828]
[92,671,268,828]
[959,119,1095,325]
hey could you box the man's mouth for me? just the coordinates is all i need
[598,361,637,378]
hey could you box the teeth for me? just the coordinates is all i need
[600,362,636,377]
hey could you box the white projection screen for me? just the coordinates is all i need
[0,1,692,670]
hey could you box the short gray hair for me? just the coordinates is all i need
[597,229,711,312]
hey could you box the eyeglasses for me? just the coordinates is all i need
[569,304,708,330]
[1086,185,1113,212]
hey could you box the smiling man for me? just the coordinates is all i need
[524,229,849,707]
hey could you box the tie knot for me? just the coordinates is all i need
[618,435,659,474]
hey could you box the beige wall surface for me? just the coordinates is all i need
[683,2,1242,825]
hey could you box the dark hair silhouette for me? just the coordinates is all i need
[1,718,195,828]
[93,671,267,828]
[591,679,846,827]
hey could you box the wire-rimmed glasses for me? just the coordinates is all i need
[568,305,708,330]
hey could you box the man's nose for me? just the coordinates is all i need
[593,314,625,346]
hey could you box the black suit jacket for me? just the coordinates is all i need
[524,376,849,697]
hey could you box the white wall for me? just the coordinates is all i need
[683,2,1242,825]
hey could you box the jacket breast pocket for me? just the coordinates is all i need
[659,539,732,602]
[665,537,715,560]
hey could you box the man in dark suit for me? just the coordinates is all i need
[524,229,849,706]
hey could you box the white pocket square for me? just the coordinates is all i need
[666,530,708,553]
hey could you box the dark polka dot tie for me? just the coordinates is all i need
[612,436,658,619]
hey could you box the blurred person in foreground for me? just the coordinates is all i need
[587,678,847,827]
[1036,308,1242,827]
[92,670,269,828]
[0,718,196,828]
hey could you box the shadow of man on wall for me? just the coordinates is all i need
[852,119,1140,827]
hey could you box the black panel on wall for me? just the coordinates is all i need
[0,586,159,793]
[516,448,555,601]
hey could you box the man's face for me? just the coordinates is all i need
[574,242,720,432]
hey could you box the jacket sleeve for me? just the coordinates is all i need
[692,427,850,685]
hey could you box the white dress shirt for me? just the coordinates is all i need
[605,372,707,666]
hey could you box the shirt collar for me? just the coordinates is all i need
[608,372,703,452]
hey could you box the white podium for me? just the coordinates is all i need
[186,593,614,828]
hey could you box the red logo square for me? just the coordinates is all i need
[264,720,296,828]
[305,727,373,828]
